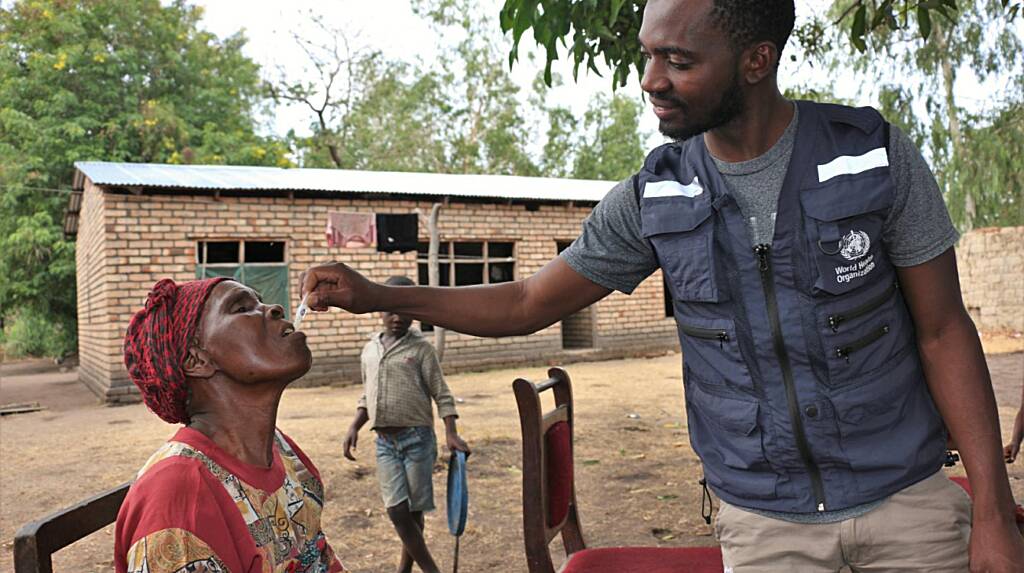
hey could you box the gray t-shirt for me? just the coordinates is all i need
[562,108,959,295]
[561,106,959,522]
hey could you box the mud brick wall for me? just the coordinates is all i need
[958,226,1024,333]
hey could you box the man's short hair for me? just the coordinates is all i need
[710,0,796,63]
[385,275,416,287]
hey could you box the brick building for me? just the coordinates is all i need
[68,161,679,403]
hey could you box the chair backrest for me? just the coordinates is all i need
[13,482,130,573]
[513,367,586,573]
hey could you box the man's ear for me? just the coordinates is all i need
[183,345,216,379]
[742,41,778,85]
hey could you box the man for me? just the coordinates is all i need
[300,0,1023,569]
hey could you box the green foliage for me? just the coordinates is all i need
[499,0,1023,87]
[500,0,645,88]
[0,0,291,357]
[944,102,1024,228]
[572,93,646,181]
[2,308,76,359]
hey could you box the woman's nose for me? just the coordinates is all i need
[265,304,284,320]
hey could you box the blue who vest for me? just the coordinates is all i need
[638,101,947,513]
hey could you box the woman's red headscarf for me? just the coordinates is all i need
[123,277,228,424]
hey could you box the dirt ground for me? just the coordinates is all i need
[2,348,1023,573]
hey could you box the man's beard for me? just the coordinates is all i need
[657,70,745,141]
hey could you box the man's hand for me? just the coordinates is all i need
[1006,409,1024,464]
[1005,442,1022,465]
[343,426,360,461]
[299,263,379,314]
[446,431,471,458]
[968,517,1024,572]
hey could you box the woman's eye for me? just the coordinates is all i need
[235,306,249,313]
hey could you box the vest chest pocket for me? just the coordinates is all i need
[642,198,720,303]
[801,174,894,296]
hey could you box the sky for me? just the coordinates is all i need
[194,0,1016,152]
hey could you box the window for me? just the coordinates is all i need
[416,241,515,287]
[416,241,516,330]
[196,240,290,317]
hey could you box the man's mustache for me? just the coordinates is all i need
[648,91,687,110]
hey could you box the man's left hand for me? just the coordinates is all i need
[969,516,1024,572]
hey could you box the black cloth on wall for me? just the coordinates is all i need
[376,213,419,253]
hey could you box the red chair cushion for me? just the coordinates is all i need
[562,546,723,573]
[545,421,573,527]
[950,476,972,497]
[950,475,1024,524]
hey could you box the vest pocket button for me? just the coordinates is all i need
[805,405,819,419]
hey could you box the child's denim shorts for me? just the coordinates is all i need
[375,426,437,512]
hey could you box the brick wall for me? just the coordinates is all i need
[78,183,679,401]
[561,307,596,349]
[958,226,1024,333]
[75,180,120,401]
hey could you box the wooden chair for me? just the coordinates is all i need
[513,367,723,573]
[13,482,130,573]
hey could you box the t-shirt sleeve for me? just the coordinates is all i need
[115,459,242,573]
[560,177,660,294]
[123,528,228,573]
[882,124,960,267]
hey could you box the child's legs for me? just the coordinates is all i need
[375,427,437,511]
[376,427,439,573]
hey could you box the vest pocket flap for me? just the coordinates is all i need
[830,377,905,424]
[641,200,714,237]
[800,174,894,222]
[686,381,759,436]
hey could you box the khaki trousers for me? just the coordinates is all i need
[715,471,972,572]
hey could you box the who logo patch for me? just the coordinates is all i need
[839,230,870,261]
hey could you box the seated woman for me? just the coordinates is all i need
[115,277,346,573]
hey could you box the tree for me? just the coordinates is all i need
[275,0,539,176]
[572,92,647,180]
[499,0,1023,89]
[0,0,290,356]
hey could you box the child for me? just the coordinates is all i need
[342,275,469,573]
[116,277,346,572]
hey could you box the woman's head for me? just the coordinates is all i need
[124,278,311,424]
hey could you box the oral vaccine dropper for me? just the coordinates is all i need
[293,293,311,331]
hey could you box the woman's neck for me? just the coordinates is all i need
[187,380,285,468]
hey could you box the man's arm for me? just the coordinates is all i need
[300,256,612,337]
[896,247,1023,569]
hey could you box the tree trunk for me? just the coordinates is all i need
[427,203,446,361]
[933,19,973,229]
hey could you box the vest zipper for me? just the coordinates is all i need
[835,324,890,363]
[754,243,828,512]
[680,324,731,348]
[827,282,898,333]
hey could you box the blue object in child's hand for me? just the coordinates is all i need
[447,450,468,536]
[447,450,468,573]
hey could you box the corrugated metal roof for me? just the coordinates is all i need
[73,161,616,203]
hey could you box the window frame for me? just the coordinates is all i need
[416,240,516,287]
